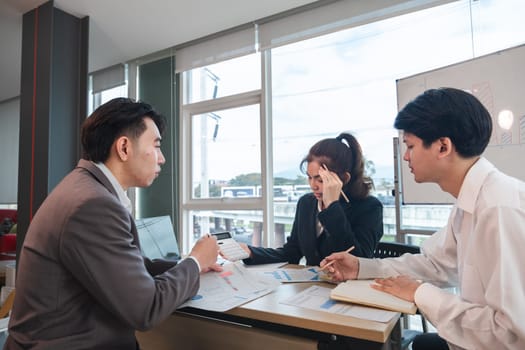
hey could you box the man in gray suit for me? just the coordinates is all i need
[5,98,220,349]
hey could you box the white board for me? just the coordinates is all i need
[396,44,525,204]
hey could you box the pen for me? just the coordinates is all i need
[319,245,355,271]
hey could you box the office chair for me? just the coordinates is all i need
[374,241,428,349]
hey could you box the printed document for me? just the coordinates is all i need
[255,266,323,282]
[179,262,280,312]
[281,285,397,323]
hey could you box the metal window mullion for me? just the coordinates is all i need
[261,50,274,248]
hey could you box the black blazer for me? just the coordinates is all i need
[245,192,383,266]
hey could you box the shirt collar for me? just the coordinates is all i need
[94,162,133,214]
[317,200,323,213]
[316,200,324,236]
[456,157,495,214]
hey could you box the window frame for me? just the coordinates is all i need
[179,51,276,252]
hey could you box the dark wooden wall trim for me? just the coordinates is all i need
[17,0,89,262]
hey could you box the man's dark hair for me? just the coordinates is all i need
[394,87,492,157]
[81,97,166,162]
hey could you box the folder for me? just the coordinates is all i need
[330,279,417,314]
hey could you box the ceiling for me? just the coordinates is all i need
[0,0,318,102]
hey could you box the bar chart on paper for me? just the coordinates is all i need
[258,267,322,282]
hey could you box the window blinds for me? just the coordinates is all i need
[91,63,126,93]
[174,0,455,73]
[258,0,456,50]
[175,27,256,73]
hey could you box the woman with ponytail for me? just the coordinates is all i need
[240,132,383,266]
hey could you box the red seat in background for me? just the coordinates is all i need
[0,210,17,226]
[0,209,17,260]
[0,234,16,255]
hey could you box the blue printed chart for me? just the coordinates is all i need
[259,267,322,282]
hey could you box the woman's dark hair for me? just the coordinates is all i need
[300,133,372,199]
[394,87,492,157]
[81,97,166,162]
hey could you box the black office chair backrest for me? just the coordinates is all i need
[374,241,420,258]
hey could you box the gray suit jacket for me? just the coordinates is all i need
[6,159,199,350]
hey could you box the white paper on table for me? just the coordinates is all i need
[280,285,397,323]
[179,262,280,312]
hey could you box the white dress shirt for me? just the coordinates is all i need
[94,162,132,213]
[358,157,525,350]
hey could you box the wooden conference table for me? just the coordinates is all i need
[136,270,402,350]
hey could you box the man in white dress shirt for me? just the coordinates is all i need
[321,87,525,350]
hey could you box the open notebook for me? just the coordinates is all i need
[330,279,417,314]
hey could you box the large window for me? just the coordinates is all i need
[178,0,525,253]
[180,55,265,252]
[191,104,261,200]
[183,55,261,104]
[270,1,475,242]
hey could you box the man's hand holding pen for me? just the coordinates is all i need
[319,246,354,271]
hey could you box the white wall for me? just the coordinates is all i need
[0,98,19,204]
